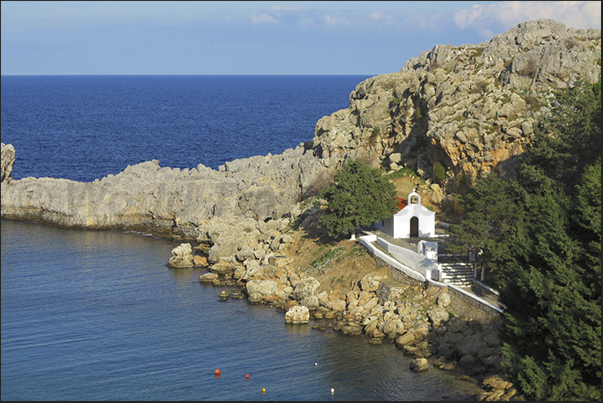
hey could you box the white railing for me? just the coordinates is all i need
[358,232,503,314]
[375,237,440,279]
[359,235,426,282]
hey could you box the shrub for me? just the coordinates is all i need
[433,161,446,181]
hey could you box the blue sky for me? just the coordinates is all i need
[1,1,600,75]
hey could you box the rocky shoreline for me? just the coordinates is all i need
[167,233,523,401]
[3,19,600,400]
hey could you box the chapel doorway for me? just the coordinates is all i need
[410,217,419,237]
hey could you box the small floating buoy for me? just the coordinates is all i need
[262,388,266,394]
[315,362,318,366]
[246,374,250,379]
[331,387,335,394]
[215,367,221,376]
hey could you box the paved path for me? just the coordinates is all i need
[363,229,502,309]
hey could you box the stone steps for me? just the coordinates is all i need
[440,262,475,286]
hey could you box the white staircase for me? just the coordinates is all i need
[439,262,475,286]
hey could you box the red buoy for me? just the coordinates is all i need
[215,368,221,377]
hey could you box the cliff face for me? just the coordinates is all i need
[311,19,601,193]
[1,19,600,241]
[1,142,15,184]
[0,144,328,239]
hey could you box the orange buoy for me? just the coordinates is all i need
[215,368,221,377]
[246,374,250,379]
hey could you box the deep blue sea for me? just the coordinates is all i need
[1,76,477,400]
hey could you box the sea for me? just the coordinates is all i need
[1,75,478,401]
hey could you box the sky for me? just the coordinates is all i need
[1,1,601,75]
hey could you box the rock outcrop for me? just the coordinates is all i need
[1,142,15,184]
[167,243,195,268]
[312,19,600,193]
[1,144,327,240]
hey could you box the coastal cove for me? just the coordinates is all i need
[1,74,483,401]
[2,20,600,399]
[1,218,482,401]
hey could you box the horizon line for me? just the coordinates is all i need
[1,73,379,77]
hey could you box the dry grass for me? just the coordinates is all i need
[284,210,390,296]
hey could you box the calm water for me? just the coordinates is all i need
[1,75,371,182]
[1,76,476,400]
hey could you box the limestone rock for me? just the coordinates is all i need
[245,279,278,299]
[1,143,15,183]
[409,358,429,372]
[290,277,320,301]
[310,19,600,196]
[285,305,310,324]
[300,295,320,310]
[193,255,209,267]
[428,306,450,326]
[481,375,512,391]
[1,143,328,240]
[210,260,235,275]
[167,243,195,268]
[436,292,451,308]
[359,275,381,292]
[395,332,415,347]
[199,272,219,283]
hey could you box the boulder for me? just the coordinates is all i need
[199,272,219,283]
[382,318,405,338]
[359,276,380,292]
[285,305,310,324]
[481,375,512,391]
[193,255,209,267]
[300,295,320,310]
[409,358,429,372]
[245,279,277,299]
[242,260,265,280]
[210,260,235,275]
[395,332,416,347]
[167,243,195,268]
[433,356,456,371]
[458,354,476,368]
[427,306,450,326]
[290,277,320,301]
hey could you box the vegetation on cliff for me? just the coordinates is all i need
[318,159,398,239]
[447,79,601,400]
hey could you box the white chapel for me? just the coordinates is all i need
[375,189,436,238]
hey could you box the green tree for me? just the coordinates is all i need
[521,78,601,191]
[499,82,601,401]
[446,173,527,284]
[448,80,601,400]
[499,164,601,401]
[319,159,398,239]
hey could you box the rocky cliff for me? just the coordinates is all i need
[1,143,327,241]
[312,19,600,193]
[2,19,601,245]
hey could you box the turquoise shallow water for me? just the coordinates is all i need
[1,219,478,400]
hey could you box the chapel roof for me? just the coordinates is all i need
[396,197,408,210]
